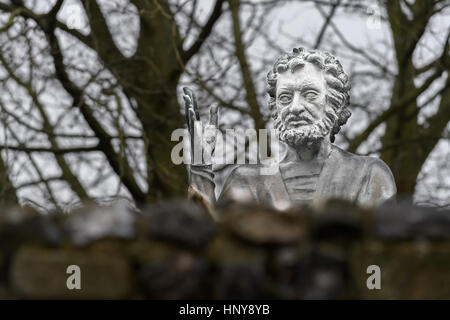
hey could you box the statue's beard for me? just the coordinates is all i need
[274,104,335,149]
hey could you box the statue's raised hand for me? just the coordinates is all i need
[183,87,219,165]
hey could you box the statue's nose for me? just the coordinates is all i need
[290,97,306,114]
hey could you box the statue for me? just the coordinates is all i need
[183,47,396,210]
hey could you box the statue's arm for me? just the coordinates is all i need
[190,164,250,207]
[358,159,397,207]
[183,87,218,207]
[216,166,255,205]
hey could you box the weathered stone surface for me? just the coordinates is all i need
[267,247,303,298]
[0,208,62,289]
[65,202,136,246]
[10,246,132,299]
[222,204,307,245]
[215,263,266,299]
[0,206,61,247]
[295,249,347,299]
[347,241,450,299]
[144,201,217,248]
[312,200,364,242]
[374,201,450,240]
[129,240,209,299]
[0,200,449,299]
[207,232,267,298]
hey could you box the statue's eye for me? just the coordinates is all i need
[304,91,318,101]
[278,94,292,104]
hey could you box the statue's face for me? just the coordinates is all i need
[276,63,327,130]
[274,62,333,148]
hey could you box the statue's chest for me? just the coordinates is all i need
[279,161,325,205]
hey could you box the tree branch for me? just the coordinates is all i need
[348,67,446,152]
[43,20,146,203]
[229,0,265,129]
[182,0,225,64]
[313,0,341,49]
[80,0,124,65]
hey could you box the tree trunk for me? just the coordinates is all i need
[0,155,18,205]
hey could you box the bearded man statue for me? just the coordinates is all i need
[183,47,396,210]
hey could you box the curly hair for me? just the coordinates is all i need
[267,47,351,142]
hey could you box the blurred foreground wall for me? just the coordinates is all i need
[0,200,449,299]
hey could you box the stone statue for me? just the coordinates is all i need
[183,47,396,210]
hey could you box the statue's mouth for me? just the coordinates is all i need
[284,114,312,126]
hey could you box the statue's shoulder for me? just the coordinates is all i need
[330,145,396,200]
[330,145,392,173]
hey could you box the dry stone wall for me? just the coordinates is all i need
[0,200,449,299]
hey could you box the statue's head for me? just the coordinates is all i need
[267,47,351,148]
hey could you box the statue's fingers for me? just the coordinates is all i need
[192,95,200,120]
[184,87,200,119]
[183,87,194,103]
[189,105,200,121]
[204,125,217,139]
[183,94,192,107]
[183,88,194,105]
[209,103,219,127]
[183,95,192,127]
[188,109,196,134]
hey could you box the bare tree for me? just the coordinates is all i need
[0,0,448,210]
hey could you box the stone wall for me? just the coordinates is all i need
[0,199,449,299]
